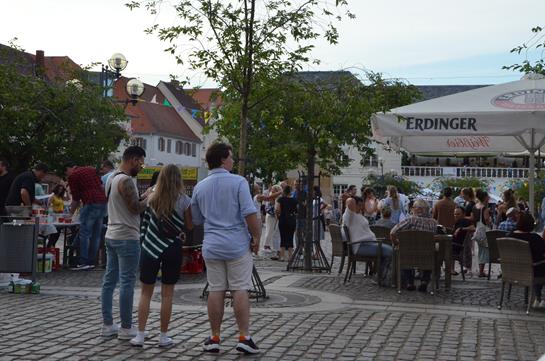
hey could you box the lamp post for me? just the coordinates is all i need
[100,53,128,97]
[125,78,145,106]
[99,53,144,107]
[379,157,385,194]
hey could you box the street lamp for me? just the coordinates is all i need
[99,53,144,107]
[378,157,385,195]
[125,78,145,106]
[108,53,128,76]
[100,53,129,97]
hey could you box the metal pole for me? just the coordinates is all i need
[530,128,536,216]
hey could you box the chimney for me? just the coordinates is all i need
[35,50,45,79]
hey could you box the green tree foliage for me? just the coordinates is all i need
[0,48,127,174]
[507,172,545,214]
[364,172,421,198]
[503,26,545,75]
[126,0,354,175]
[433,177,489,195]
[215,71,420,268]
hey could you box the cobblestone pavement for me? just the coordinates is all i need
[2,237,545,360]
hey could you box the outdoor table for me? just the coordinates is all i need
[53,222,80,268]
[34,221,80,271]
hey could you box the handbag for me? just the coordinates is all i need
[146,207,182,239]
[471,207,489,248]
[158,215,181,239]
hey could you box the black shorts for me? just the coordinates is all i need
[140,239,182,285]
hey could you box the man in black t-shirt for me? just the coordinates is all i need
[5,163,48,207]
[0,158,16,216]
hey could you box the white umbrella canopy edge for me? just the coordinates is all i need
[371,75,545,215]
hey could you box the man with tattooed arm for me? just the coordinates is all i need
[100,146,150,340]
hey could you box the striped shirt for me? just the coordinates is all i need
[140,206,184,259]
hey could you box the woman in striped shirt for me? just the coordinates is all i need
[130,164,192,347]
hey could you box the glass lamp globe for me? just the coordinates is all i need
[126,78,145,98]
[108,53,128,71]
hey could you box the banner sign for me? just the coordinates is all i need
[138,166,198,181]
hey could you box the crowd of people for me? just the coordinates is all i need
[339,184,545,299]
[5,146,545,348]
[0,144,261,354]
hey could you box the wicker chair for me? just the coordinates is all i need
[486,230,507,280]
[496,237,545,314]
[396,230,437,295]
[328,224,346,274]
[451,231,473,281]
[343,225,382,285]
[370,225,394,286]
[370,225,391,243]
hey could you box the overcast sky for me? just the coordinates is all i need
[1,0,544,87]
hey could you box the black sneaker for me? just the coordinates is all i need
[236,337,260,354]
[202,337,220,353]
[70,264,92,271]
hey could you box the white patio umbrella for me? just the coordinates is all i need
[372,73,545,214]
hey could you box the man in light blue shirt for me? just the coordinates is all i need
[100,160,115,186]
[191,143,261,355]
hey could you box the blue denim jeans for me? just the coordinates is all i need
[101,238,140,329]
[356,242,393,258]
[78,203,107,265]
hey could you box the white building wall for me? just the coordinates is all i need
[331,143,402,196]
[133,134,201,168]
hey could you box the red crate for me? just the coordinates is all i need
[180,247,204,274]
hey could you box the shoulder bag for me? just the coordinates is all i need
[471,207,489,248]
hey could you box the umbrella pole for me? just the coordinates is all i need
[529,129,536,217]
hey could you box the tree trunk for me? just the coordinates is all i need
[237,0,256,176]
[304,148,316,271]
[238,106,249,176]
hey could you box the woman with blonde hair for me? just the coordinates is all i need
[130,164,193,347]
[380,185,405,225]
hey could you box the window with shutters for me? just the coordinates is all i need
[132,137,146,150]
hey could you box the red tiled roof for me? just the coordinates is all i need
[113,77,166,104]
[42,56,81,83]
[0,44,82,83]
[114,78,200,142]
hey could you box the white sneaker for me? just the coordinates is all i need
[130,335,145,347]
[101,324,119,337]
[532,299,541,308]
[118,327,137,340]
[158,336,173,347]
[539,300,545,308]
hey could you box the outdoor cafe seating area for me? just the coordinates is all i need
[329,223,544,315]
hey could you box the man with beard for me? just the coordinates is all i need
[101,146,149,340]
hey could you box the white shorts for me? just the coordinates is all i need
[205,251,253,292]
